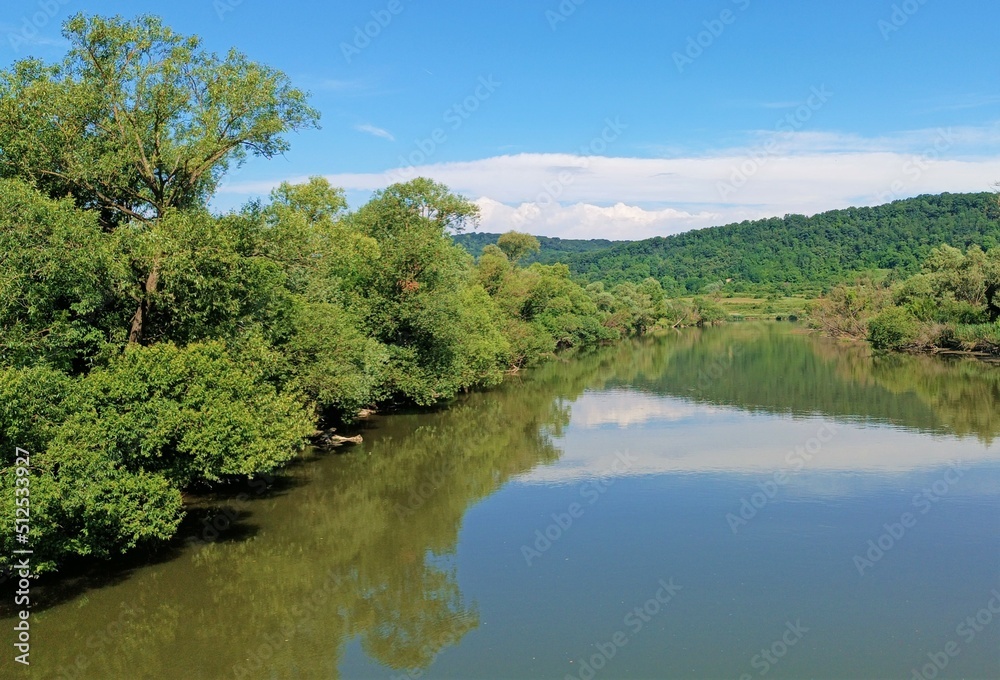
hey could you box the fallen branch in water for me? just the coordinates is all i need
[314,430,363,448]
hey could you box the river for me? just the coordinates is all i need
[6,323,1000,679]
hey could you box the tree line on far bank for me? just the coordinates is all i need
[810,244,1000,353]
[519,192,1000,297]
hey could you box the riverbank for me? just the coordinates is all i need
[670,295,811,321]
[821,315,1000,357]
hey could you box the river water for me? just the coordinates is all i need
[7,323,1000,679]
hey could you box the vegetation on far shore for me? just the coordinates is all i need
[810,244,1000,354]
[547,192,1000,295]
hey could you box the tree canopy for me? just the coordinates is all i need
[0,13,319,225]
[547,193,1000,294]
[0,14,321,344]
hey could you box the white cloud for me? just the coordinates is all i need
[219,124,1000,239]
[474,197,718,240]
[516,392,1000,483]
[0,22,67,52]
[568,390,727,428]
[354,123,395,142]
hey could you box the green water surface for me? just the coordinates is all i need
[6,323,1000,679]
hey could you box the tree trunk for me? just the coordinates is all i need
[128,261,161,344]
[987,283,1000,323]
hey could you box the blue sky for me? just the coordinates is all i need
[4,0,1000,238]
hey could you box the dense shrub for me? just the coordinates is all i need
[867,307,920,351]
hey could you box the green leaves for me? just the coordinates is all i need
[0,179,130,371]
[0,363,183,574]
[344,179,505,404]
[0,340,314,572]
[471,234,660,368]
[496,231,541,264]
[56,341,315,487]
[818,243,1000,353]
[0,13,320,224]
[0,12,669,578]
[548,193,1000,295]
[868,307,920,351]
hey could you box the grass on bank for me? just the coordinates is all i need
[675,296,811,321]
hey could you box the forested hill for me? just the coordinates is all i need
[453,232,628,264]
[476,193,999,293]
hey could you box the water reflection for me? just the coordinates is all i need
[7,352,591,678]
[623,323,1000,443]
[6,323,1000,679]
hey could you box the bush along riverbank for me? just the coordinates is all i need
[809,244,1000,355]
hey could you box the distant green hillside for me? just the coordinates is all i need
[558,193,1000,293]
[453,232,628,265]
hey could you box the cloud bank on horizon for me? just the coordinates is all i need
[220,123,1000,240]
[22,1,995,243]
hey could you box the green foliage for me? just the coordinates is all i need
[0,178,130,371]
[1,451,183,574]
[471,243,663,368]
[521,263,611,349]
[947,322,1000,351]
[346,179,506,404]
[454,232,627,265]
[868,307,920,351]
[56,342,315,487]
[0,341,314,573]
[554,193,1000,291]
[0,365,183,573]
[808,279,892,339]
[138,209,287,344]
[0,14,319,224]
[692,297,728,325]
[496,231,541,264]
[0,366,74,456]
[274,301,390,416]
[819,244,1000,354]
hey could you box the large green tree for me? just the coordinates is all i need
[496,231,541,264]
[0,14,319,342]
[348,179,510,404]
